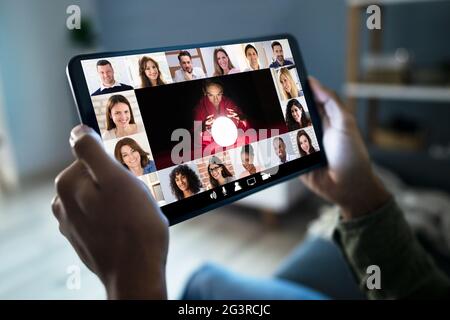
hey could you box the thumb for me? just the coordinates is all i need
[70,125,121,183]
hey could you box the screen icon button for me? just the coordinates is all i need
[246,177,256,186]
[261,172,271,181]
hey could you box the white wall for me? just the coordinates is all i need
[0,66,18,192]
[0,0,99,180]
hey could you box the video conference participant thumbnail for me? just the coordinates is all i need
[206,155,235,189]
[174,50,206,82]
[193,79,251,152]
[244,44,262,71]
[213,48,240,76]
[169,164,203,200]
[277,67,301,101]
[296,129,318,157]
[135,69,289,170]
[102,94,144,139]
[138,56,167,88]
[269,41,294,68]
[91,60,134,96]
[114,137,156,177]
[239,144,264,178]
[284,98,311,131]
[272,136,297,165]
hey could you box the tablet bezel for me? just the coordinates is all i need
[66,34,327,225]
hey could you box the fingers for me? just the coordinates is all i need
[53,201,92,271]
[308,76,348,130]
[54,164,92,263]
[307,77,329,128]
[300,168,335,200]
[74,176,103,215]
[55,161,85,201]
[52,194,74,239]
[55,161,88,220]
[55,158,106,221]
[308,76,344,109]
[70,125,119,183]
[308,76,331,104]
[314,99,327,124]
[52,195,66,220]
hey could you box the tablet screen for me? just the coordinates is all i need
[77,37,323,222]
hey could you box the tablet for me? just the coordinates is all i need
[67,34,326,225]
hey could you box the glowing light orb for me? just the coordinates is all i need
[211,116,238,147]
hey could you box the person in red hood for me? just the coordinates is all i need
[193,79,254,155]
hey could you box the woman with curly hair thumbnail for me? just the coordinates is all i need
[169,164,203,200]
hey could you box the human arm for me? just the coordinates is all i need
[302,77,450,299]
[336,199,450,299]
[301,77,390,220]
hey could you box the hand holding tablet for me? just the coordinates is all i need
[53,125,169,299]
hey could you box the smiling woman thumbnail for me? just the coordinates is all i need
[102,95,143,139]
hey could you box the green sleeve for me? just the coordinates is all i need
[335,199,450,299]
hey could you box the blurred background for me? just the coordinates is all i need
[0,0,449,299]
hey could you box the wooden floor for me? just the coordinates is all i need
[0,178,320,299]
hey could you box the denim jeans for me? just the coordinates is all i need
[181,236,365,300]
